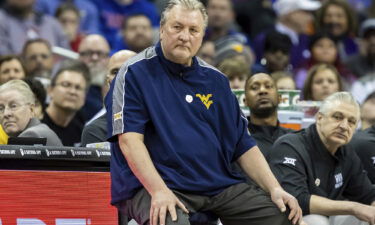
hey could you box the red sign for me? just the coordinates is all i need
[0,170,117,225]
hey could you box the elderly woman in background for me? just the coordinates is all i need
[303,64,344,101]
[0,80,62,146]
[0,55,26,84]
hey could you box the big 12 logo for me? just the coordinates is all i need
[0,218,90,225]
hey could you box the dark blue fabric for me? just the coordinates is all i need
[105,43,256,205]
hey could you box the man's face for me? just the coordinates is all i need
[245,73,278,118]
[207,0,233,30]
[79,37,110,69]
[79,35,110,85]
[24,42,53,78]
[57,9,80,41]
[106,51,136,86]
[317,102,359,148]
[49,71,87,112]
[123,16,153,53]
[160,5,205,66]
[361,99,375,130]
[323,4,348,37]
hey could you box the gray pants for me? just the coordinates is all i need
[303,214,368,225]
[118,183,293,225]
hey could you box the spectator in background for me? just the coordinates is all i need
[214,41,254,68]
[0,55,26,84]
[315,0,358,61]
[245,73,293,157]
[232,0,276,39]
[113,14,154,54]
[81,50,136,147]
[270,92,375,225]
[21,39,54,85]
[90,0,159,48]
[34,0,100,34]
[295,33,356,90]
[78,34,110,121]
[253,0,321,69]
[0,0,69,55]
[43,60,89,146]
[303,64,344,101]
[0,80,62,146]
[359,92,375,130]
[55,3,84,52]
[346,19,375,78]
[350,119,375,184]
[205,0,250,48]
[23,77,46,120]
[272,71,296,90]
[217,57,249,89]
[253,31,292,74]
[197,40,215,66]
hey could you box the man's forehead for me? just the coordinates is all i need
[327,102,359,118]
[167,6,204,26]
[248,73,274,85]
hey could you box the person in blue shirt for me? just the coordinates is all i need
[105,0,303,225]
[34,0,100,34]
[90,0,160,48]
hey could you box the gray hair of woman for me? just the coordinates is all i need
[0,80,36,107]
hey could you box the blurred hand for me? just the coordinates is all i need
[150,188,189,225]
[271,187,303,225]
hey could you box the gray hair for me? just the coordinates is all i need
[160,0,208,28]
[0,80,36,105]
[319,92,360,117]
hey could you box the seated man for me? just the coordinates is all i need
[81,50,136,147]
[105,0,303,225]
[350,124,375,184]
[245,73,293,158]
[269,92,375,225]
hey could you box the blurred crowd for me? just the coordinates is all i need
[0,0,374,147]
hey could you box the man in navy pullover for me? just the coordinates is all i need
[105,0,303,225]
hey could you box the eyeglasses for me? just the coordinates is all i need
[0,102,30,115]
[55,81,86,92]
[79,50,109,59]
[27,53,51,61]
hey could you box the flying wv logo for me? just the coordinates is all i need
[196,94,213,109]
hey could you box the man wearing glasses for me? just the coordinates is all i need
[78,34,110,121]
[42,60,90,146]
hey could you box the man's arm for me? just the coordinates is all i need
[310,195,375,224]
[237,146,302,225]
[119,132,188,225]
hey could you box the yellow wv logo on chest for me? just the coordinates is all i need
[196,94,213,109]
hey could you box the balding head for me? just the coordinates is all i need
[78,34,110,85]
[106,50,136,86]
[78,34,110,66]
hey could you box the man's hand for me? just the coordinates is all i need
[352,202,375,225]
[150,188,189,225]
[271,187,303,225]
